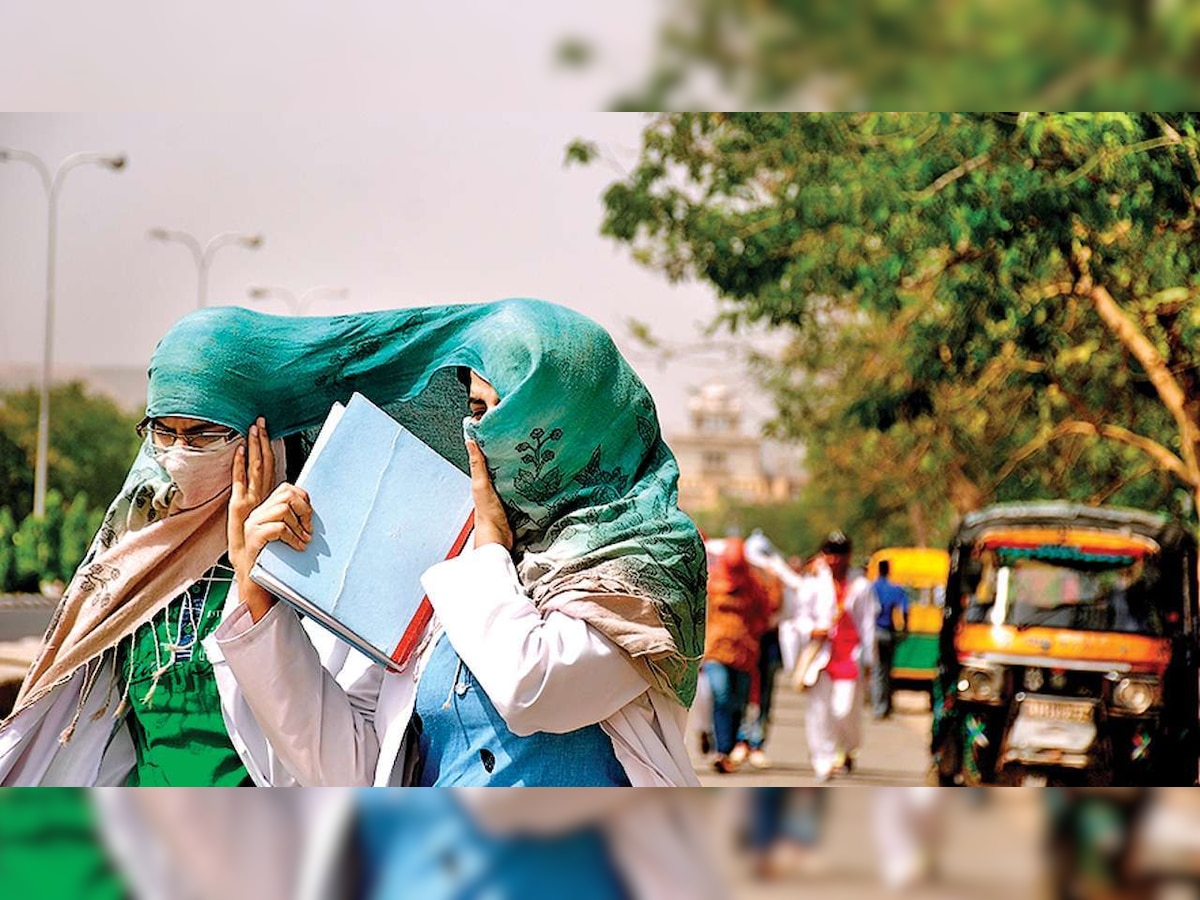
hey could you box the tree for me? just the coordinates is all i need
[12,498,53,592]
[59,493,101,584]
[0,508,14,592]
[576,113,1200,543]
[605,2,1200,110]
[0,431,33,522]
[0,381,141,521]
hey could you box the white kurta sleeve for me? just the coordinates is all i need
[213,598,384,786]
[855,581,877,669]
[421,543,650,737]
[795,576,820,639]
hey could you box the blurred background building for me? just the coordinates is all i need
[671,382,803,513]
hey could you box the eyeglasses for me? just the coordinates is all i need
[136,418,240,450]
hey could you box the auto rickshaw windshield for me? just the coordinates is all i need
[962,547,1166,637]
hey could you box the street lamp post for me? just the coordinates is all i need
[148,228,264,309]
[246,284,349,315]
[0,147,127,519]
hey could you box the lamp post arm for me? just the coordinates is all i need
[296,286,349,315]
[149,228,205,267]
[49,152,121,200]
[0,148,51,194]
[200,233,263,308]
[2,148,125,518]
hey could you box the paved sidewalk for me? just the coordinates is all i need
[717,788,1045,899]
[694,676,935,786]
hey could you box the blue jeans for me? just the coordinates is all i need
[739,629,783,750]
[746,788,827,854]
[703,662,752,756]
[748,788,789,852]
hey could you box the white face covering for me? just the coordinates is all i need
[154,438,244,512]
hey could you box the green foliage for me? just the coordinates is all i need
[608,2,1200,110]
[59,493,99,584]
[691,480,945,563]
[12,505,50,593]
[692,498,823,559]
[564,140,600,167]
[0,491,105,593]
[588,113,1200,544]
[0,508,14,592]
[0,381,141,522]
[0,431,32,524]
[0,381,137,588]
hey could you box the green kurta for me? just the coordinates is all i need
[116,558,251,786]
[0,789,129,900]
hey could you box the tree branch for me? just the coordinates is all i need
[994,420,1195,491]
[907,152,991,201]
[1057,135,1183,187]
[1082,281,1199,476]
[1089,463,1157,506]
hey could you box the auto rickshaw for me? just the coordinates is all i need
[866,548,950,693]
[931,502,1200,786]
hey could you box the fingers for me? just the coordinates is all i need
[246,483,314,553]
[466,439,513,550]
[247,416,277,501]
[259,499,311,543]
[251,519,310,554]
[264,483,313,536]
[229,445,248,514]
[466,439,489,489]
[231,444,246,493]
[228,444,249,528]
[256,416,275,490]
[247,420,263,503]
[227,445,249,562]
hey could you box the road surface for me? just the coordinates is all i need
[694,677,935,786]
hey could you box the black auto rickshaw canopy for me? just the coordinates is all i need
[944,501,1198,636]
[951,502,1196,560]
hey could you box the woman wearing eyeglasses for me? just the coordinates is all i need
[0,298,706,790]
[0,405,266,785]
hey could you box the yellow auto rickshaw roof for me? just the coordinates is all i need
[866,547,951,588]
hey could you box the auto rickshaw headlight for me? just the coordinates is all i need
[957,664,1004,704]
[1023,667,1045,692]
[1112,677,1159,715]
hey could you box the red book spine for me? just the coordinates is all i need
[390,512,475,669]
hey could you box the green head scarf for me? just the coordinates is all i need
[145,299,707,706]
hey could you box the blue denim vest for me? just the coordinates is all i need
[356,791,630,900]
[413,632,631,787]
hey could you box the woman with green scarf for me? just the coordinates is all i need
[210,299,708,787]
[0,299,705,787]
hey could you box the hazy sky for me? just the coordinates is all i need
[0,4,661,111]
[0,113,773,434]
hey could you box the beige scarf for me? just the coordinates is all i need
[538,580,690,702]
[9,439,254,719]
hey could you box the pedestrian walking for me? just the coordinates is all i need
[746,787,828,880]
[702,536,772,774]
[732,531,788,770]
[793,531,875,782]
[870,559,909,720]
[873,787,944,890]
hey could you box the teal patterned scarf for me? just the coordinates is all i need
[146,299,706,706]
